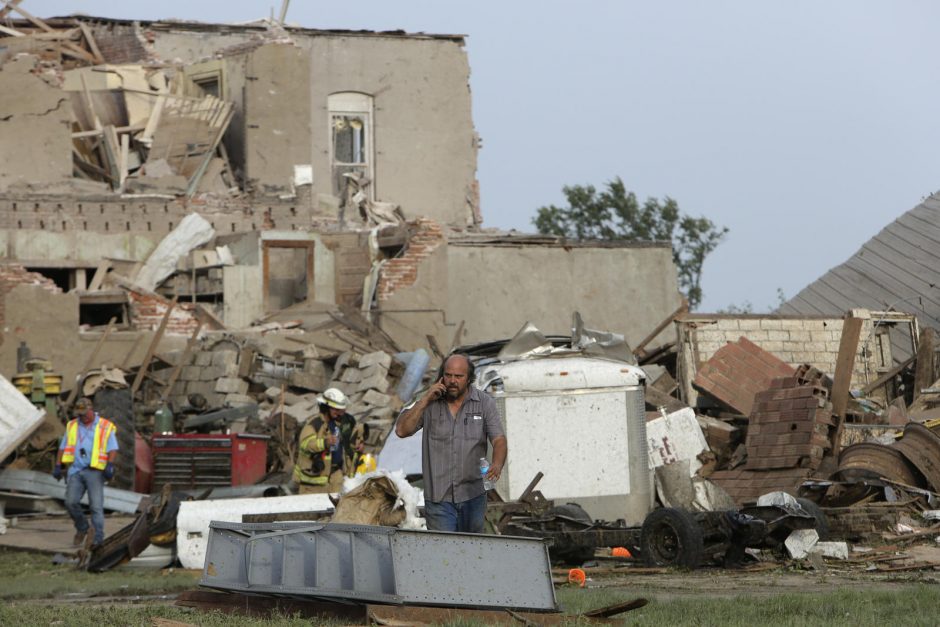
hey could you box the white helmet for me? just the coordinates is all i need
[318,387,348,410]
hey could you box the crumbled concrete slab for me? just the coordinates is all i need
[359,351,392,370]
[357,372,389,394]
[215,377,249,395]
[340,368,362,383]
[362,390,391,407]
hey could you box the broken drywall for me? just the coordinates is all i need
[135,213,215,291]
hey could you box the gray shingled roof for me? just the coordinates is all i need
[780,194,940,358]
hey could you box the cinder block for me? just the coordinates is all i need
[341,368,362,383]
[200,366,224,381]
[290,369,329,392]
[215,377,249,395]
[362,389,391,407]
[225,393,256,408]
[334,351,359,371]
[194,352,213,366]
[360,363,389,381]
[180,366,202,381]
[359,351,392,370]
[348,402,370,416]
[212,350,238,369]
[356,372,389,394]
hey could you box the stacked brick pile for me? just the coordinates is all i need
[693,337,795,416]
[709,364,837,504]
[377,218,444,301]
[170,347,249,409]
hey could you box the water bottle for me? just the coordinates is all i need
[479,457,495,491]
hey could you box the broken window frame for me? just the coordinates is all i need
[327,92,374,201]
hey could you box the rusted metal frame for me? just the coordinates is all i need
[892,423,940,492]
[131,295,179,396]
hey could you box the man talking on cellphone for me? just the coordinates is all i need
[395,353,507,533]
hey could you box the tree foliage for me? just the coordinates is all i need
[533,177,728,310]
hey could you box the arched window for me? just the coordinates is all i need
[328,92,374,201]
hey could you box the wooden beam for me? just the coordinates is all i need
[913,327,936,405]
[830,312,865,454]
[131,296,178,396]
[77,21,104,64]
[634,298,689,358]
[860,354,916,395]
[87,259,111,291]
[0,23,24,37]
[0,0,23,20]
[64,317,117,408]
[120,333,145,370]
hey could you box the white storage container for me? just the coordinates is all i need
[479,356,652,525]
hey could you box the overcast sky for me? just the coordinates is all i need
[39,1,940,312]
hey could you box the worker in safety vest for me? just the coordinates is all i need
[54,397,119,548]
[293,387,368,494]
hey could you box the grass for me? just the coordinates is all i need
[2,548,940,625]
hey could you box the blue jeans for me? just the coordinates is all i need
[65,468,105,544]
[424,493,487,533]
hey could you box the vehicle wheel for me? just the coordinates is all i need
[640,507,704,569]
[796,497,829,541]
[546,503,596,565]
[93,388,136,491]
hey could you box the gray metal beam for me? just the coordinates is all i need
[201,521,557,612]
[0,469,144,514]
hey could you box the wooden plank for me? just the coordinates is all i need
[186,103,233,197]
[77,21,104,64]
[139,93,166,146]
[913,327,936,406]
[0,0,22,20]
[120,333,145,370]
[131,296,178,396]
[64,317,117,408]
[860,354,916,395]
[87,259,111,292]
[830,313,865,454]
[634,298,688,358]
[0,23,24,37]
[118,132,130,192]
[72,124,145,139]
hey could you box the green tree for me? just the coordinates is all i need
[533,177,728,310]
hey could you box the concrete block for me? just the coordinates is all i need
[304,359,330,379]
[224,393,256,408]
[359,351,392,370]
[212,350,238,369]
[200,366,224,381]
[368,406,396,421]
[290,369,329,392]
[186,380,213,396]
[334,351,358,371]
[360,363,389,381]
[356,372,389,394]
[348,402,370,417]
[264,387,282,401]
[206,393,226,408]
[194,352,213,366]
[328,380,355,396]
[362,389,391,407]
[215,377,249,395]
[340,368,362,383]
[283,403,312,423]
[180,366,202,381]
[767,330,790,342]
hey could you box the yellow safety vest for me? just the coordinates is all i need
[61,416,116,470]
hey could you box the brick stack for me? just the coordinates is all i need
[744,375,833,470]
[693,337,795,416]
[709,364,837,504]
[327,350,400,444]
[377,218,444,301]
[170,347,248,409]
[128,290,201,335]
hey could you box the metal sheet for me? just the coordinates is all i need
[0,374,46,462]
[0,469,144,514]
[836,443,924,487]
[892,423,940,492]
[201,522,557,612]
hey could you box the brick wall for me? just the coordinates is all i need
[377,218,444,301]
[89,22,153,64]
[128,290,200,335]
[693,337,795,415]
[678,314,887,407]
[0,264,62,330]
[707,466,812,505]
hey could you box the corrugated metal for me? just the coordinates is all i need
[780,195,940,359]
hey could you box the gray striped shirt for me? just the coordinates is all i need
[418,387,504,503]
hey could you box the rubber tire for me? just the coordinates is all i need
[640,507,704,569]
[92,388,136,491]
[796,497,830,541]
[546,503,596,565]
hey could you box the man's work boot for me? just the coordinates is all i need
[73,530,86,547]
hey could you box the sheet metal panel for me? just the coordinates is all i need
[0,374,45,462]
[201,521,557,612]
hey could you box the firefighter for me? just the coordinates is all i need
[53,397,119,548]
[293,388,369,494]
